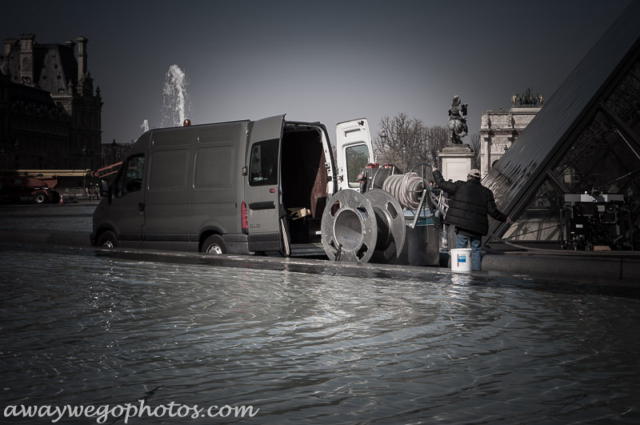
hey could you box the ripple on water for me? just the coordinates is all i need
[1,246,639,424]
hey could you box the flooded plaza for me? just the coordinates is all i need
[0,205,639,424]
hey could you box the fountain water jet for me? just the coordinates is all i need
[161,65,191,128]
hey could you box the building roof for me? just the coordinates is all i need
[482,0,640,239]
[2,38,77,95]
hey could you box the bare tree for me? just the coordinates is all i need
[424,125,449,167]
[467,133,482,169]
[375,113,419,172]
[374,113,447,173]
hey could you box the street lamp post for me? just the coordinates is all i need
[111,139,117,164]
[82,146,87,199]
[14,140,19,169]
[402,147,407,173]
[380,131,388,165]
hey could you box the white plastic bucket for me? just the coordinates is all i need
[450,248,472,272]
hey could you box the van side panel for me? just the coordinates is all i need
[192,122,249,254]
[143,127,196,250]
[140,122,249,253]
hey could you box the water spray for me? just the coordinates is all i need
[161,65,190,128]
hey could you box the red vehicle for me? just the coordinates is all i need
[0,175,62,204]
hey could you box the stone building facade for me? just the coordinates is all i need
[479,99,541,177]
[0,34,102,171]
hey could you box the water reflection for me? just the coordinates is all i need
[0,205,94,232]
[1,244,638,424]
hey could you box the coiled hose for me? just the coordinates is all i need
[382,173,426,209]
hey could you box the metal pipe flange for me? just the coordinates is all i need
[321,190,377,263]
[364,189,406,263]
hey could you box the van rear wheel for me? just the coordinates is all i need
[97,231,119,248]
[202,235,227,255]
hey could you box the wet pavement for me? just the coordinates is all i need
[0,202,96,233]
[1,204,639,424]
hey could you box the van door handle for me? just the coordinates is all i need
[138,202,145,212]
[249,201,275,210]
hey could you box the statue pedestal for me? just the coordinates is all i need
[437,144,475,182]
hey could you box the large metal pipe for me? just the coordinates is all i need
[321,189,405,264]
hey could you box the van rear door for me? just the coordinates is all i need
[335,119,374,191]
[245,115,284,252]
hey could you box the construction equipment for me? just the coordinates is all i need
[0,175,62,204]
[320,162,443,265]
[90,162,122,180]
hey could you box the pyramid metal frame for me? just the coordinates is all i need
[483,1,640,243]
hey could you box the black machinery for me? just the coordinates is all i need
[563,192,633,251]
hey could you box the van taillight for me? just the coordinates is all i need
[241,201,248,234]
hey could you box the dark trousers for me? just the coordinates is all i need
[456,233,482,271]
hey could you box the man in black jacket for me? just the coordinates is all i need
[432,167,511,271]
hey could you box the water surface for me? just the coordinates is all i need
[0,204,94,233]
[1,244,638,424]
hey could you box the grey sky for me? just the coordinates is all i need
[1,0,633,146]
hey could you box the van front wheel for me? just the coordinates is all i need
[97,230,119,248]
[202,235,227,255]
